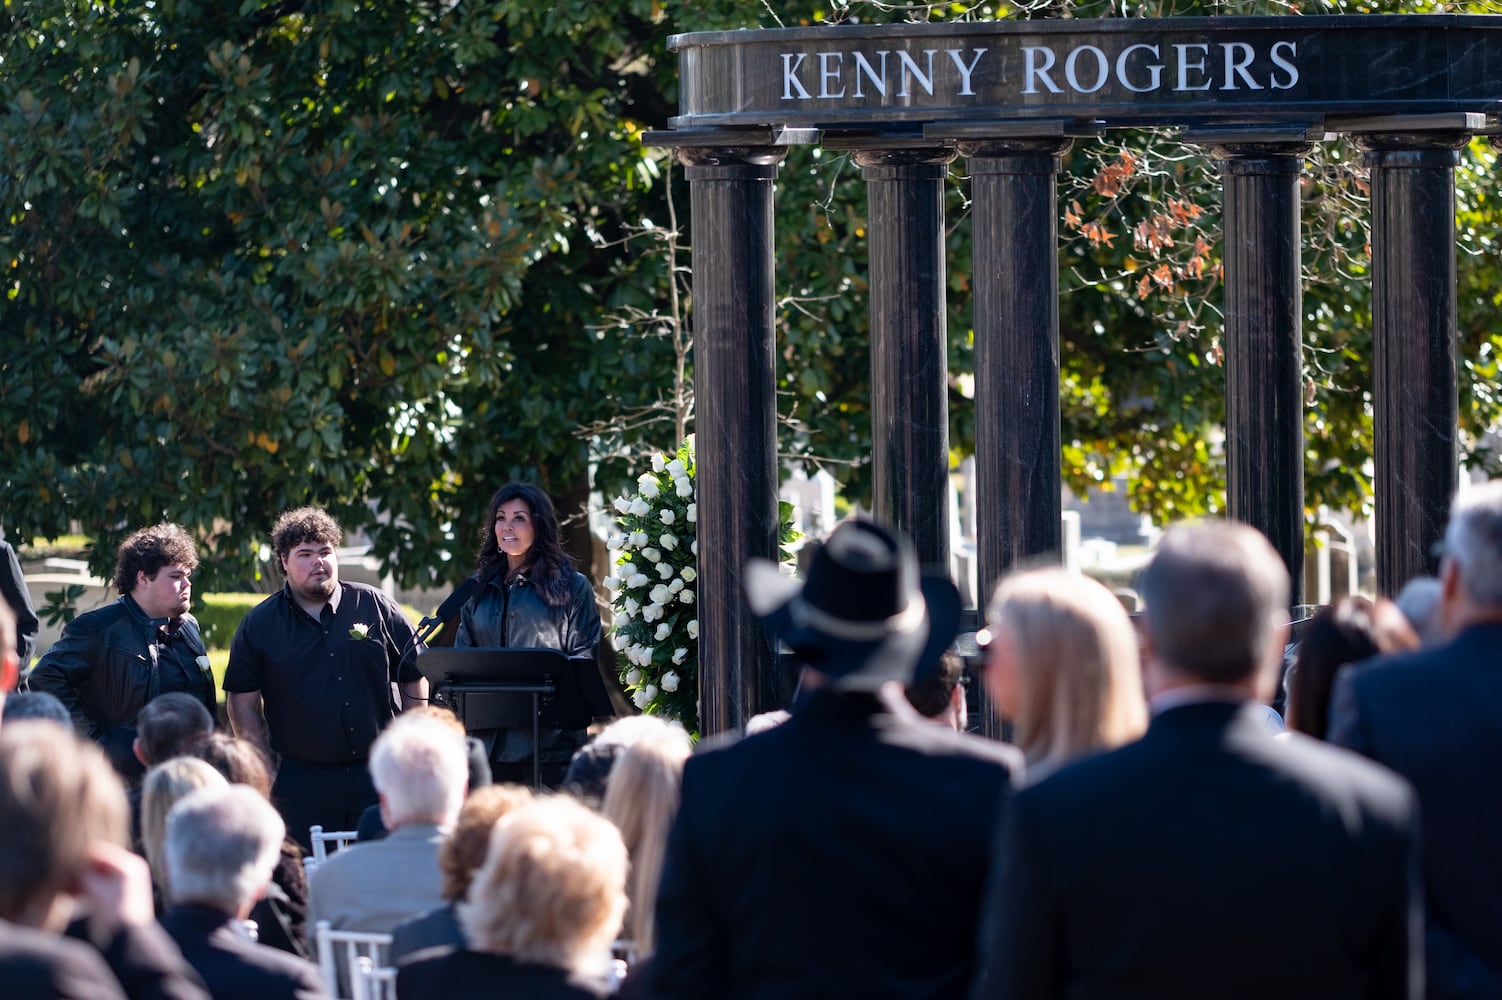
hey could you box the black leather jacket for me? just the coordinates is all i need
[25,596,214,775]
[454,570,601,659]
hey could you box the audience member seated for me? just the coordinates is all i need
[601,723,693,998]
[355,705,491,843]
[186,732,311,958]
[141,759,231,907]
[1393,575,1445,647]
[390,784,534,964]
[981,566,1147,778]
[0,718,208,1000]
[306,713,468,944]
[1,689,72,726]
[903,651,968,731]
[397,795,627,1000]
[562,715,680,808]
[128,693,218,852]
[160,785,328,1000]
[1284,595,1418,740]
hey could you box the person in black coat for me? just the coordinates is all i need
[159,784,328,1000]
[0,526,39,667]
[973,521,1421,1000]
[652,519,1023,1000]
[1330,480,1502,1000]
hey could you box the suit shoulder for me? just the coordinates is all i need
[1275,730,1417,806]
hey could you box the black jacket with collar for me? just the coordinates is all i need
[454,570,600,659]
[24,596,213,775]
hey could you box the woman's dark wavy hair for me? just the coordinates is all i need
[1286,595,1417,740]
[475,483,576,607]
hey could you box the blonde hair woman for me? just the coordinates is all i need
[397,795,628,1000]
[982,567,1147,776]
[140,757,228,901]
[601,723,693,960]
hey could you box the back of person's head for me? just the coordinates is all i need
[986,567,1146,767]
[0,721,129,928]
[563,715,680,807]
[141,758,229,896]
[1393,576,1445,646]
[369,712,469,828]
[1443,481,1502,607]
[1137,521,1290,686]
[904,651,967,722]
[136,693,215,766]
[601,729,692,957]
[462,795,627,975]
[439,784,535,902]
[165,784,285,915]
[184,732,273,799]
[1286,596,1419,740]
[2,690,72,727]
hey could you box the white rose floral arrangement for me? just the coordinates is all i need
[605,438,794,734]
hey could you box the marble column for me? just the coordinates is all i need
[675,141,787,733]
[1201,134,1312,604]
[958,135,1071,741]
[1355,126,1470,595]
[847,143,958,571]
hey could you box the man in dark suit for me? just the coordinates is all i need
[160,784,329,1000]
[652,519,1023,1000]
[1330,481,1502,1000]
[973,520,1421,1000]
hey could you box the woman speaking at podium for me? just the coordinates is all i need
[455,482,602,785]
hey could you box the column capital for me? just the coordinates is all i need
[1354,130,1471,168]
[845,144,956,181]
[958,137,1073,175]
[675,145,788,181]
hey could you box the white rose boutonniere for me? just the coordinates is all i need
[348,623,373,641]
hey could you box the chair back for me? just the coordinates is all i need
[310,824,359,863]
[313,919,393,1000]
[351,955,398,1000]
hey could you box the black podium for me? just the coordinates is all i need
[416,647,613,787]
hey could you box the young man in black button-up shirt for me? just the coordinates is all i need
[224,507,427,850]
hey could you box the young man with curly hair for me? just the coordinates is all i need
[25,523,215,780]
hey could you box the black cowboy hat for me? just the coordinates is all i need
[744,518,961,690]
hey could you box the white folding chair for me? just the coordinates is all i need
[313,920,392,1000]
[351,955,398,1000]
[309,824,359,864]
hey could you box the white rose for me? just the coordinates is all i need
[629,497,651,516]
[661,670,681,692]
[624,598,640,615]
[666,459,686,478]
[641,546,661,563]
[619,562,638,578]
[681,566,697,582]
[640,478,660,499]
[625,668,643,686]
[671,648,688,665]
[650,584,672,604]
[691,539,698,555]
[640,647,654,663]
[660,508,675,524]
[606,533,624,550]
[613,611,629,629]
[687,619,699,639]
[603,576,621,591]
[687,503,697,523]
[627,573,650,588]
[613,497,631,514]
[643,603,664,623]
[655,623,672,641]
[657,562,674,579]
[680,589,695,604]
[668,578,684,594]
[659,533,677,550]
[632,687,651,709]
[641,683,659,702]
[675,477,693,498]
[630,531,648,548]
[651,453,666,473]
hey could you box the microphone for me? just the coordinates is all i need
[419,575,483,633]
